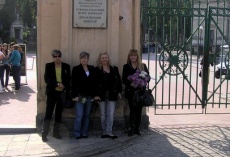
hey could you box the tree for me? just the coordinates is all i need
[0,0,37,43]
[141,0,192,46]
[0,0,17,42]
[17,0,37,27]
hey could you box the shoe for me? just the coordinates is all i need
[53,134,62,139]
[134,129,141,136]
[0,90,4,93]
[75,136,81,139]
[81,135,88,138]
[14,89,19,92]
[101,134,108,138]
[42,136,48,142]
[108,135,118,139]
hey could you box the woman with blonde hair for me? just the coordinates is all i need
[94,52,122,139]
[122,49,149,136]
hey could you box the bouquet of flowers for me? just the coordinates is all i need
[128,70,150,88]
[72,96,87,103]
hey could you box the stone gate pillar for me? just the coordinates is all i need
[36,0,149,134]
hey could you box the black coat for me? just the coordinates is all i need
[122,63,149,98]
[71,64,95,98]
[44,62,71,94]
[94,66,122,101]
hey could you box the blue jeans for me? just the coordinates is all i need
[74,96,92,137]
[12,65,21,90]
[99,100,116,135]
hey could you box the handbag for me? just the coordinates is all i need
[61,90,74,108]
[133,88,155,107]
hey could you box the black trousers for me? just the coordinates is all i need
[127,94,143,130]
[44,90,63,123]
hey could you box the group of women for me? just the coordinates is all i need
[42,49,150,142]
[0,42,22,91]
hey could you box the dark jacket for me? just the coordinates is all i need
[44,62,71,94]
[122,63,149,98]
[94,66,122,101]
[71,64,95,98]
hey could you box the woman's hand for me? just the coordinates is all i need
[93,96,101,102]
[72,97,79,102]
[57,82,65,90]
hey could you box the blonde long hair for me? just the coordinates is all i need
[127,49,144,70]
[96,52,112,69]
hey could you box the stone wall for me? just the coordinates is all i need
[36,0,149,133]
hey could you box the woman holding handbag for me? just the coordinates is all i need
[122,49,149,136]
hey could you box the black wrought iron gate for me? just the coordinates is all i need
[141,0,230,114]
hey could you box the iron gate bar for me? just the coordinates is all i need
[142,0,230,114]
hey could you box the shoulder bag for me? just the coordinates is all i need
[133,88,155,107]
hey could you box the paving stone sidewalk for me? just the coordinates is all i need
[1,54,230,156]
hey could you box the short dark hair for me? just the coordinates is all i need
[51,49,62,57]
[79,51,89,59]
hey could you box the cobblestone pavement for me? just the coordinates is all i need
[1,54,230,156]
[1,112,230,157]
[0,124,230,157]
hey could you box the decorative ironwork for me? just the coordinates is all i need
[159,46,188,76]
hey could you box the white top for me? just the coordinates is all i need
[86,71,89,77]
[0,51,4,63]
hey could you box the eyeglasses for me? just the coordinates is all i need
[53,55,62,58]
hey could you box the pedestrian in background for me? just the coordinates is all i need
[18,46,23,86]
[94,52,122,139]
[42,49,71,142]
[71,52,95,139]
[122,49,149,136]
[0,43,11,89]
[8,44,21,91]
[0,44,5,93]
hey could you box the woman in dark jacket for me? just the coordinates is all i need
[94,52,122,139]
[42,49,71,142]
[122,49,149,136]
[72,52,95,139]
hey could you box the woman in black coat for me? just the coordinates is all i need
[94,52,122,139]
[42,49,71,142]
[122,49,149,136]
[71,52,95,139]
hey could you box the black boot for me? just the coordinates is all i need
[134,128,141,136]
[53,122,62,139]
[128,128,134,136]
[42,121,51,142]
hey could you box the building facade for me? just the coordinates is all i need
[36,0,147,132]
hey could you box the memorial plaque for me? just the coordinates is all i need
[73,0,107,28]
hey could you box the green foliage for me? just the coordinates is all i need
[141,0,192,45]
[23,29,30,43]
[0,0,16,42]
[0,0,36,42]
[17,0,37,27]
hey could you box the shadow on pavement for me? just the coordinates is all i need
[0,85,35,106]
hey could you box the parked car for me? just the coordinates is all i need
[214,54,228,78]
